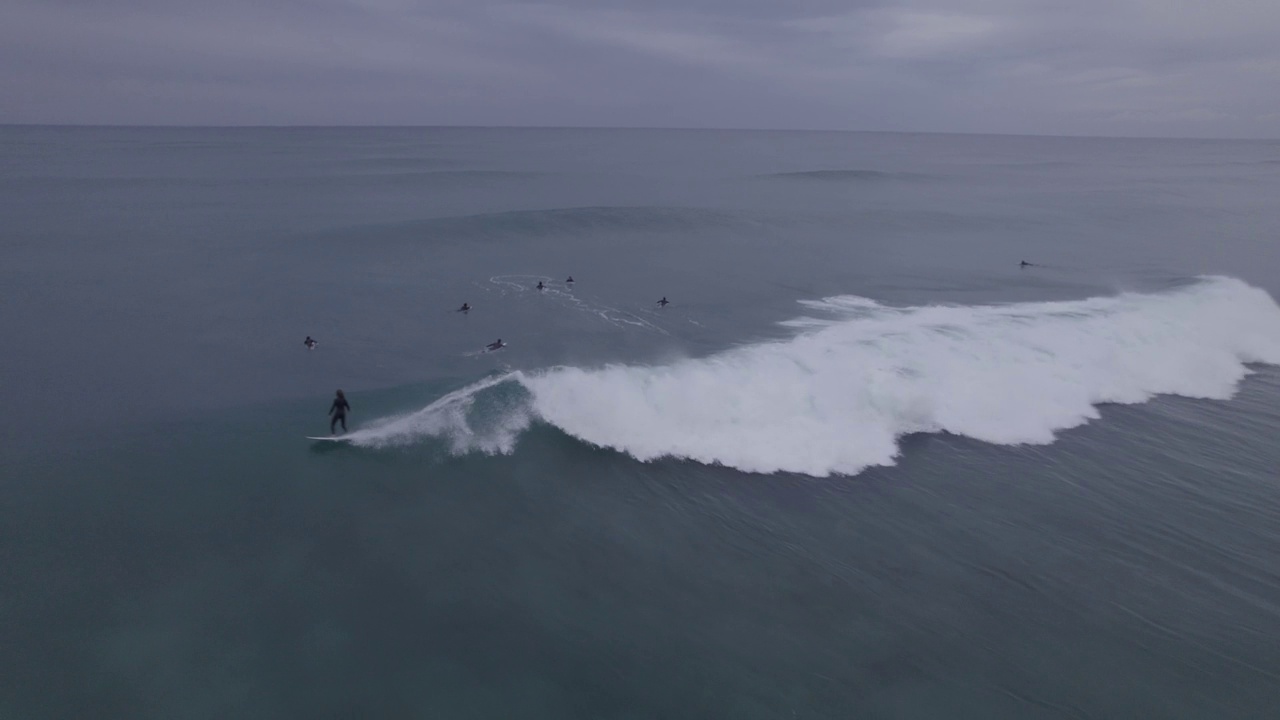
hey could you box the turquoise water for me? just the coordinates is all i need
[3,127,1280,718]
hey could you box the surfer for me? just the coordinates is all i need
[566,276,574,283]
[457,303,471,313]
[329,390,350,435]
[304,336,317,350]
[1020,260,1034,267]
[537,281,545,290]
[657,297,669,307]
[486,339,505,352]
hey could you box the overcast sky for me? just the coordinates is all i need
[3,0,1278,137]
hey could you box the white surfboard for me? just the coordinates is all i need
[307,435,351,442]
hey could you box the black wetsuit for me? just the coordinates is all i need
[329,397,350,434]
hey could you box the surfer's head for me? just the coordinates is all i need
[335,389,344,398]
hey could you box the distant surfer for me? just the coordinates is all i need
[304,336,317,350]
[486,339,506,352]
[566,276,574,283]
[1020,260,1035,267]
[537,281,545,290]
[657,297,669,307]
[457,303,471,313]
[329,389,350,435]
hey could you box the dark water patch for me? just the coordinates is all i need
[762,169,934,182]
[843,207,1051,233]
[0,169,538,186]
[983,161,1078,170]
[341,155,463,171]
[325,205,750,244]
[358,170,544,186]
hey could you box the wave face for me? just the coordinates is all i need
[352,277,1280,477]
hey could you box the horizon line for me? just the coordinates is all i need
[0,122,1274,143]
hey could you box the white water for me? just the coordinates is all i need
[354,277,1280,477]
[341,373,533,455]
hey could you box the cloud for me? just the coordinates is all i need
[494,5,769,74]
[1108,107,1232,124]
[1,0,1278,136]
[789,9,1010,61]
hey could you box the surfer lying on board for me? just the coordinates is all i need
[657,297,669,307]
[329,389,350,435]
[457,303,471,313]
[486,339,505,351]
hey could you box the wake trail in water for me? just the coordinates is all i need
[349,277,1280,477]
[485,275,669,335]
[340,373,532,454]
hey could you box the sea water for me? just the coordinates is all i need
[3,126,1280,718]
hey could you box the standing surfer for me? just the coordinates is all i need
[329,389,350,435]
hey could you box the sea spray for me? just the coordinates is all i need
[342,372,533,454]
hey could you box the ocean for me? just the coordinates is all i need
[3,126,1280,718]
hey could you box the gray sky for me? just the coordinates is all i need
[3,0,1278,137]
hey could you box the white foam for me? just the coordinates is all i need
[343,373,532,454]
[353,277,1280,477]
[521,277,1280,476]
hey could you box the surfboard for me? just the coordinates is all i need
[307,435,351,442]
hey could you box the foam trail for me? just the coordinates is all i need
[486,274,670,335]
[521,277,1280,476]
[344,372,531,453]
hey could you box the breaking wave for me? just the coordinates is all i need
[347,277,1280,477]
